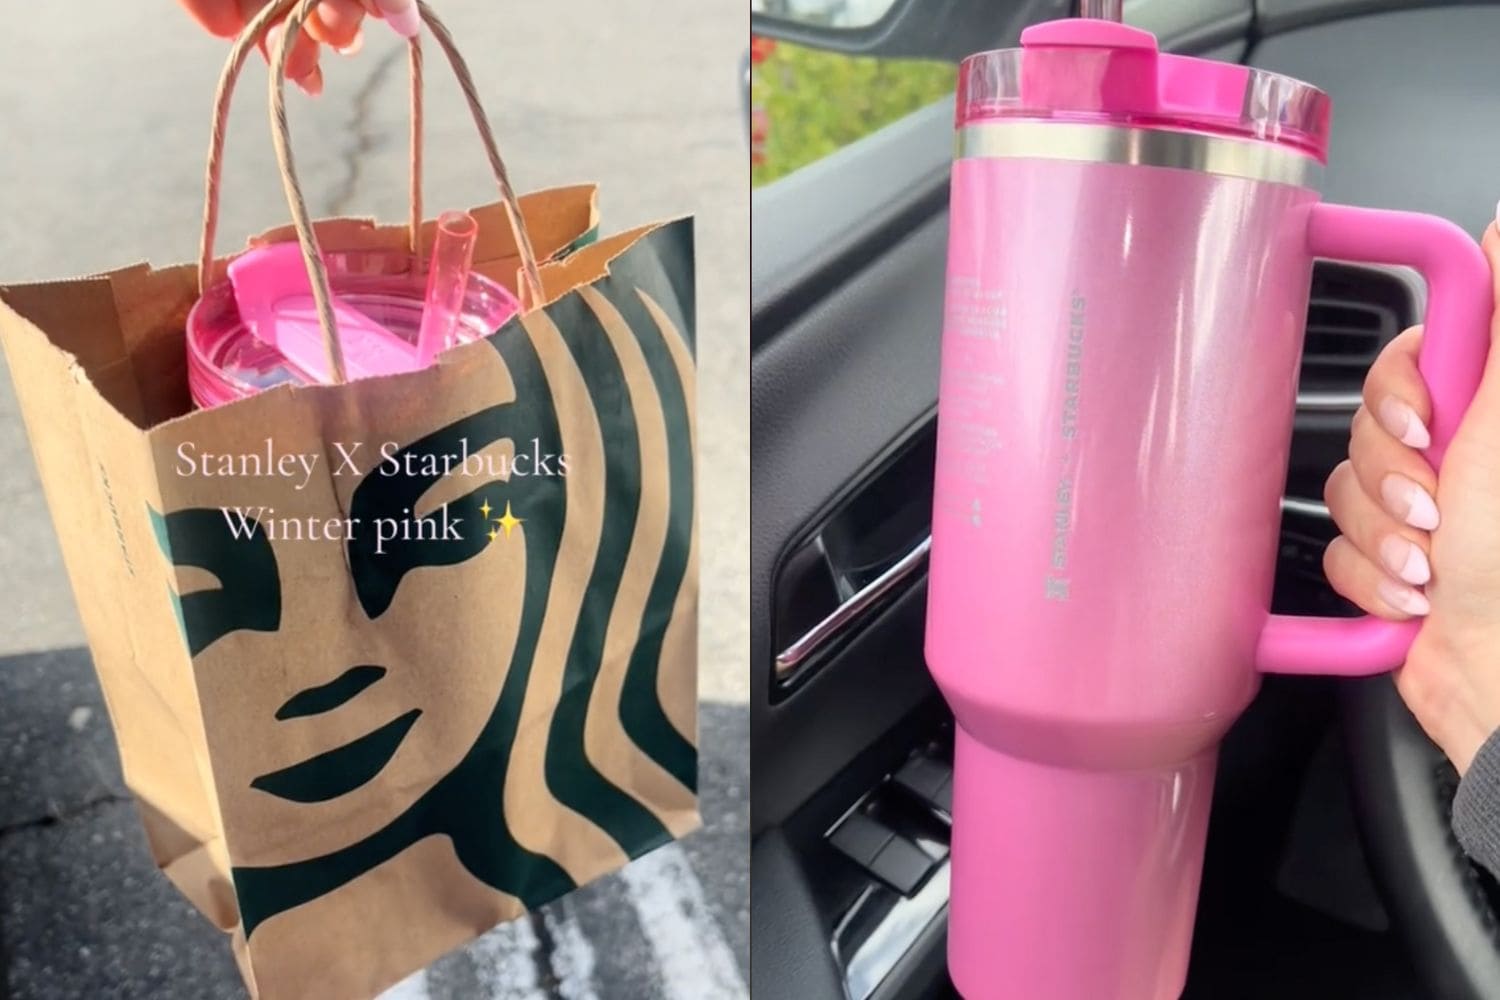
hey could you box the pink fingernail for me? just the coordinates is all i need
[1376,396,1431,449]
[376,0,421,38]
[1377,577,1430,617]
[297,66,324,97]
[1379,535,1431,586]
[1379,473,1440,531]
[338,29,365,56]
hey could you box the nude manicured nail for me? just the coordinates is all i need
[1377,577,1431,617]
[1376,396,1431,449]
[1379,535,1431,586]
[1380,473,1440,530]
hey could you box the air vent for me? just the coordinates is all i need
[1300,302,1390,389]
[1298,264,1411,395]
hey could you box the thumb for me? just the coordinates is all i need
[1484,217,1500,341]
[1440,214,1500,444]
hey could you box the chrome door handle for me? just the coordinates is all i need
[1281,495,1331,519]
[1295,390,1363,413]
[774,536,932,683]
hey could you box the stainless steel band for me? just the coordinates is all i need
[956,121,1324,189]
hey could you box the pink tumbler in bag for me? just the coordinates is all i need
[925,8,1492,1000]
[186,217,516,409]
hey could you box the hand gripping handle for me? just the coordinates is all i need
[1256,204,1490,676]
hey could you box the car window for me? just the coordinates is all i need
[749,34,955,187]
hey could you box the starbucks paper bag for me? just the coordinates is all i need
[0,3,697,996]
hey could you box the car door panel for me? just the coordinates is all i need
[751,206,949,829]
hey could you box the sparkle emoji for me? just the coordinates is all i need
[479,498,492,520]
[493,502,523,540]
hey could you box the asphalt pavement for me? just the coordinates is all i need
[0,2,749,997]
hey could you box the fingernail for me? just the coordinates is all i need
[1377,577,1431,617]
[338,29,364,56]
[1379,535,1431,586]
[297,67,324,97]
[1379,473,1440,530]
[1376,396,1432,449]
[376,0,421,38]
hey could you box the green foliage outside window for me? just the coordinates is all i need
[751,39,956,187]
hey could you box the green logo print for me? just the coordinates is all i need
[148,506,280,656]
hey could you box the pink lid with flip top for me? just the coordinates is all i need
[957,15,1332,163]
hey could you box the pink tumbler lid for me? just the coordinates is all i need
[957,17,1331,163]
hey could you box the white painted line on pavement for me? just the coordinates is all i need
[378,915,549,1000]
[543,907,602,1000]
[619,844,748,1000]
[468,915,547,999]
[375,844,741,999]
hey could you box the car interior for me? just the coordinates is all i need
[749,2,1500,997]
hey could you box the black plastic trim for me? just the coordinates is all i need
[1255,0,1482,36]
[750,828,847,1000]
[750,0,1251,62]
[752,108,952,351]
[750,0,1069,63]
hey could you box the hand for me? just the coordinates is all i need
[1324,221,1500,774]
[176,0,420,96]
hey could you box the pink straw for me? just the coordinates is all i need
[415,211,480,367]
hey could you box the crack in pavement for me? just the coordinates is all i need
[0,793,133,839]
[327,43,407,216]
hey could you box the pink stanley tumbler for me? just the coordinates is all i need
[925,8,1492,1000]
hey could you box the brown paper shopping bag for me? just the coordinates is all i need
[0,2,697,997]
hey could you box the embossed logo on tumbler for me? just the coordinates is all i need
[925,7,1492,999]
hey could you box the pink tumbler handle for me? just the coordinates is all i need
[1256,203,1491,676]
